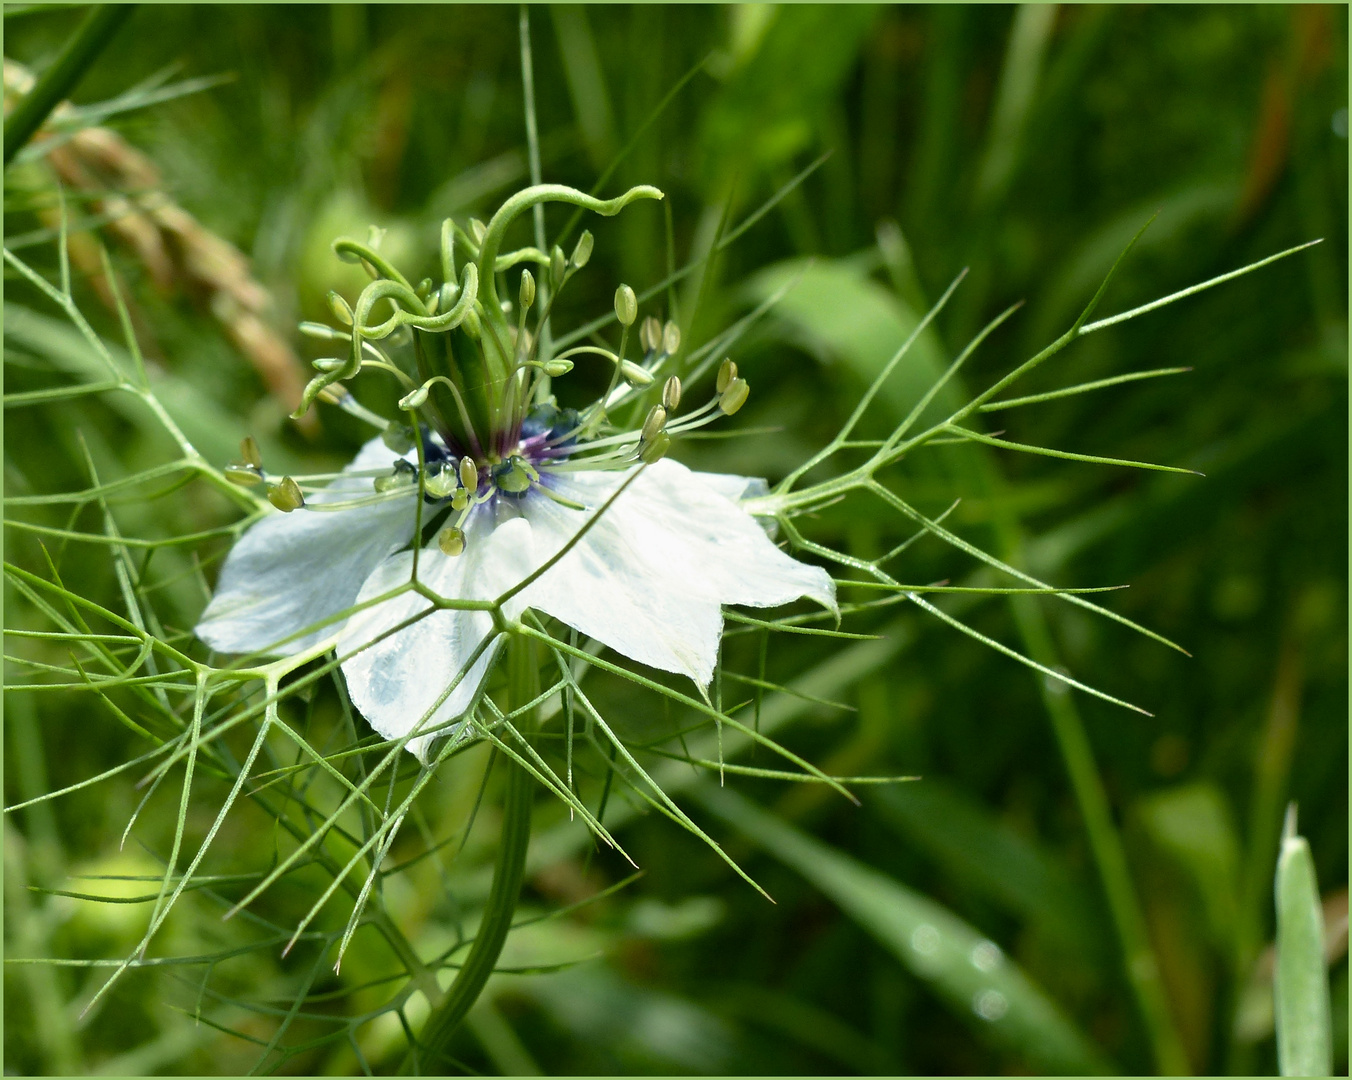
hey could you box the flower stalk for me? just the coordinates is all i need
[408,633,537,1071]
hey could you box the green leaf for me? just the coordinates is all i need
[693,782,1114,1075]
[1274,804,1333,1077]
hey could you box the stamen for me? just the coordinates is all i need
[240,436,263,468]
[570,230,594,270]
[519,269,536,311]
[373,459,417,492]
[719,377,750,415]
[640,315,661,353]
[614,284,637,327]
[662,376,682,411]
[717,357,738,394]
[424,463,459,499]
[662,320,681,356]
[437,526,465,556]
[267,476,305,513]
[459,457,479,492]
[640,432,671,464]
[641,405,667,443]
[327,290,354,326]
[620,360,653,387]
[225,463,262,487]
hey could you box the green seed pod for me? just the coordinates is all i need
[424,465,458,499]
[620,360,653,387]
[719,376,750,415]
[662,321,681,357]
[570,229,594,269]
[239,436,262,468]
[224,463,262,487]
[640,432,671,465]
[716,357,738,394]
[459,457,479,492]
[544,358,574,377]
[437,526,466,557]
[382,422,415,454]
[398,385,430,410]
[662,375,682,411]
[641,405,667,443]
[267,476,305,513]
[326,290,353,326]
[519,269,536,312]
[551,245,567,286]
[614,284,637,327]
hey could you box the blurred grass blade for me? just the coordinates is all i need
[3,4,135,166]
[1274,804,1333,1077]
[693,782,1114,1075]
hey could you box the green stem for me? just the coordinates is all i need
[4,5,135,167]
[407,635,537,1072]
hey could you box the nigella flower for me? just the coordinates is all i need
[197,184,835,762]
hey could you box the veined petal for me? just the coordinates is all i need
[525,459,835,687]
[196,437,419,656]
[338,513,533,763]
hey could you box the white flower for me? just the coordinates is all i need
[197,435,835,762]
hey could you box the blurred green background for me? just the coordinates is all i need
[4,4,1347,1075]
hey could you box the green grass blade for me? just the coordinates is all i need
[1274,804,1333,1077]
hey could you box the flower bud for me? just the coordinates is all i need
[326,291,354,326]
[267,476,305,513]
[719,376,750,415]
[639,432,671,464]
[224,463,262,487]
[519,269,536,312]
[437,526,465,557]
[614,284,637,327]
[543,358,574,377]
[570,230,594,269]
[662,375,682,411]
[424,465,458,499]
[716,357,738,394]
[662,320,681,356]
[239,436,262,468]
[382,422,416,454]
[620,360,653,387]
[641,405,667,443]
[459,457,479,492]
[398,386,429,410]
[469,218,487,245]
[550,245,567,286]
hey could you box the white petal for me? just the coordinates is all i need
[337,513,533,763]
[525,459,835,686]
[196,437,419,656]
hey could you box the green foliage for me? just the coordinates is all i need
[4,5,1346,1076]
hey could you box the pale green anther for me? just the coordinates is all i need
[469,218,488,245]
[268,476,305,512]
[640,431,671,464]
[382,422,415,454]
[459,457,479,492]
[438,526,466,557]
[327,290,354,326]
[719,376,750,415]
[519,269,536,311]
[373,469,413,493]
[662,321,681,356]
[451,489,469,511]
[550,244,567,286]
[716,357,738,394]
[543,358,574,377]
[224,463,262,487]
[570,229,594,269]
[398,385,429,410]
[496,457,533,494]
[312,357,344,373]
[615,284,637,327]
[662,375,682,411]
[425,290,440,315]
[367,224,386,249]
[424,465,458,499]
[642,405,667,443]
[620,360,653,387]
[240,435,262,468]
[640,315,661,353]
[462,309,482,339]
[439,280,460,311]
[299,321,344,340]
[415,277,434,300]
